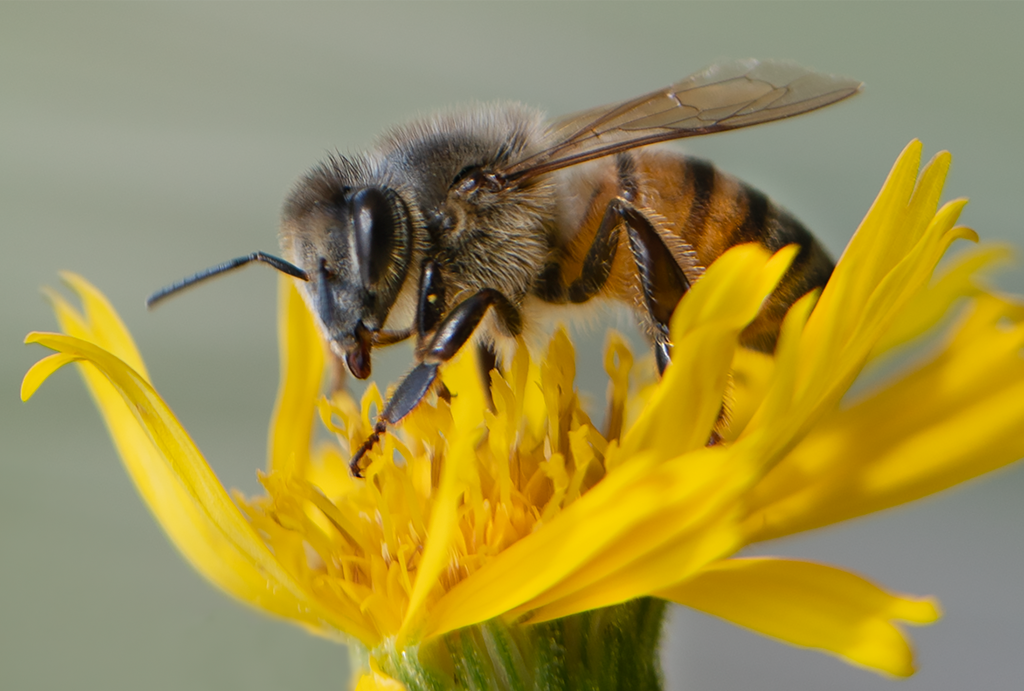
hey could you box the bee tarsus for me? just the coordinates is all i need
[350,362,439,477]
[352,268,521,474]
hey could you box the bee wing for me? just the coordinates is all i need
[499,60,862,181]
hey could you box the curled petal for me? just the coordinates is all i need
[745,292,1024,541]
[21,351,79,401]
[268,278,325,476]
[745,143,973,466]
[22,330,367,643]
[55,272,150,378]
[522,503,740,624]
[657,558,939,677]
[871,245,1010,357]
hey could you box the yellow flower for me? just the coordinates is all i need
[22,141,1024,686]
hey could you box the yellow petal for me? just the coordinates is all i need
[657,558,940,677]
[354,660,408,691]
[799,143,943,377]
[745,292,1024,541]
[817,141,932,326]
[523,508,740,624]
[23,331,367,642]
[745,147,972,465]
[354,674,407,691]
[422,445,753,639]
[602,332,633,442]
[444,344,490,434]
[267,277,325,476]
[399,429,482,644]
[871,245,1009,357]
[416,246,796,637]
[57,272,150,379]
[722,346,775,441]
[620,243,795,459]
[21,351,79,401]
[421,450,657,637]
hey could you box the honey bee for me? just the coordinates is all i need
[149,59,861,475]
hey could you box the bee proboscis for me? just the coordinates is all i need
[149,59,861,475]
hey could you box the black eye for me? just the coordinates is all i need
[351,187,396,287]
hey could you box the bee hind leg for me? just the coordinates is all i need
[619,205,732,444]
[618,203,692,377]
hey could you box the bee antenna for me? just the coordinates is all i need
[146,251,309,309]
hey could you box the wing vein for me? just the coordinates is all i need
[499,60,861,183]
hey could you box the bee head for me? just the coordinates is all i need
[281,169,413,379]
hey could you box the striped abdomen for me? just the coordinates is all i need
[555,148,834,352]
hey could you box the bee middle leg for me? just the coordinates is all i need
[420,257,501,408]
[535,197,623,305]
[536,197,693,376]
[476,341,498,411]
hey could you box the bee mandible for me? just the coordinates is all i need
[148,59,861,476]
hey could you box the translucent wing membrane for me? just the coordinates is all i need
[500,60,862,181]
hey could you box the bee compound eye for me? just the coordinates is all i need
[351,187,396,287]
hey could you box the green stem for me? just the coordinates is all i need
[374,598,667,691]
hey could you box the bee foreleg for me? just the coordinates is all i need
[619,205,734,442]
[350,361,439,477]
[423,288,521,360]
[350,287,521,476]
[415,259,446,348]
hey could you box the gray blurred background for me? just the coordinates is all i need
[3,3,1023,690]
